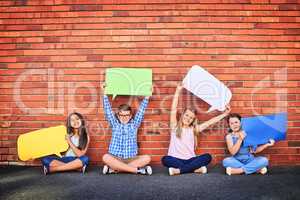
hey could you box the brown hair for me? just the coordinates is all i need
[66,112,88,150]
[118,104,132,113]
[176,107,199,138]
[226,113,242,133]
[115,104,133,122]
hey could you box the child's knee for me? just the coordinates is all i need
[203,153,212,163]
[222,157,233,167]
[161,156,169,165]
[142,155,151,164]
[79,155,89,166]
[102,153,112,164]
[41,157,52,166]
[258,157,269,166]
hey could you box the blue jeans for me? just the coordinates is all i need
[222,156,268,175]
[42,155,89,171]
[161,153,212,174]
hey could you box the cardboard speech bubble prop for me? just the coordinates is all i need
[104,68,152,99]
[242,112,287,147]
[17,125,69,161]
[182,65,232,112]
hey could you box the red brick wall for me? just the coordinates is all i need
[0,0,299,166]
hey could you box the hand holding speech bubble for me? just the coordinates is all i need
[17,125,69,161]
[104,68,152,99]
[242,112,287,147]
[182,65,232,112]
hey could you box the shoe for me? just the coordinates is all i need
[82,165,87,174]
[102,165,109,174]
[168,167,175,176]
[260,167,267,175]
[194,166,207,174]
[137,166,152,175]
[145,166,152,175]
[43,165,48,175]
[200,166,207,174]
[226,167,231,176]
[102,165,115,175]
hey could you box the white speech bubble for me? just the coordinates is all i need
[182,65,232,112]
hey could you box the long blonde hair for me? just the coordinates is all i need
[175,108,199,138]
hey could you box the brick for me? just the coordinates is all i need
[288,141,300,147]
[70,5,103,11]
[43,36,61,43]
[16,56,50,62]
[0,1,299,166]
[86,55,103,62]
[279,4,300,10]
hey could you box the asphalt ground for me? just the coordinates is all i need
[1,165,300,200]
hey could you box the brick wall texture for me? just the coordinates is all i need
[0,0,299,166]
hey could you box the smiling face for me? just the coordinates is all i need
[70,114,82,130]
[181,109,196,127]
[117,110,132,124]
[228,117,242,133]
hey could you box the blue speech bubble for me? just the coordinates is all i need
[242,112,287,147]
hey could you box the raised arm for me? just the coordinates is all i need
[170,84,183,129]
[133,96,150,128]
[226,131,245,155]
[101,83,117,127]
[196,105,231,133]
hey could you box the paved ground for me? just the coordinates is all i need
[1,165,300,200]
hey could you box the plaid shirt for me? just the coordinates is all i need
[103,95,149,159]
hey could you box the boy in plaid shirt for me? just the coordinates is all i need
[101,83,152,175]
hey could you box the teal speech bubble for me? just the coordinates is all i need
[104,68,152,99]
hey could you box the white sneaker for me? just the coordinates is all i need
[137,166,152,175]
[168,167,176,176]
[226,167,232,176]
[43,165,48,175]
[102,165,115,174]
[102,165,108,174]
[260,167,268,175]
[145,166,152,175]
[82,165,87,174]
[200,166,207,174]
[194,166,207,174]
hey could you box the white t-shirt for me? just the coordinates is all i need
[65,135,79,157]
